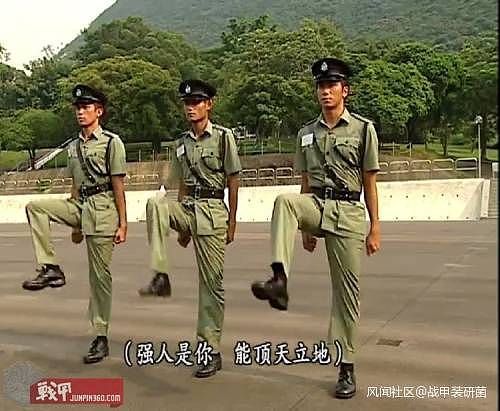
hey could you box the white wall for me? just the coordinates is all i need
[0,179,489,224]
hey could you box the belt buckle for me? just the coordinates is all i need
[324,187,333,200]
[80,186,88,199]
[194,186,201,200]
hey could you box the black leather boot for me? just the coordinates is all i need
[22,265,66,291]
[194,353,222,378]
[251,263,288,310]
[83,336,109,364]
[138,273,171,297]
[335,363,356,399]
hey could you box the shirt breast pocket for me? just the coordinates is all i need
[333,138,361,167]
[302,144,321,173]
[94,199,118,234]
[201,148,222,172]
[86,152,107,175]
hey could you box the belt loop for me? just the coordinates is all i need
[324,187,333,200]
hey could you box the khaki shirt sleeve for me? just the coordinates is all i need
[294,131,307,173]
[109,137,127,176]
[223,130,242,176]
[167,145,183,187]
[362,122,380,172]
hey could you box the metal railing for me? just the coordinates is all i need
[0,157,490,193]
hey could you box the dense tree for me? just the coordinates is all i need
[61,0,497,52]
[349,60,434,142]
[0,17,496,160]
[73,16,198,78]
[458,32,498,158]
[0,64,29,113]
[61,57,183,150]
[0,109,64,167]
[24,54,73,110]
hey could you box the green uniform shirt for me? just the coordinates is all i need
[295,108,379,192]
[169,121,242,235]
[295,109,379,240]
[67,126,127,236]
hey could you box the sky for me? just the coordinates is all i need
[0,0,116,70]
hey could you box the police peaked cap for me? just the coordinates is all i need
[179,79,217,100]
[72,84,107,106]
[311,58,351,82]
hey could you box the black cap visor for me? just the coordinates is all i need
[315,74,346,83]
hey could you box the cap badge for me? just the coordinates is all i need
[185,85,191,94]
[75,88,82,97]
[321,61,328,72]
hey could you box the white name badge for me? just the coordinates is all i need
[176,144,185,157]
[301,133,314,147]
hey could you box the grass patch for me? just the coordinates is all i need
[0,151,29,171]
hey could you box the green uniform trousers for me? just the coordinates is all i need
[271,193,363,364]
[26,198,114,337]
[146,195,226,353]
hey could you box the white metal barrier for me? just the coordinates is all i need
[410,159,432,176]
[389,160,410,174]
[258,168,275,181]
[0,158,494,192]
[455,157,478,174]
[431,159,455,172]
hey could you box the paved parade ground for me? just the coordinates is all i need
[0,220,497,410]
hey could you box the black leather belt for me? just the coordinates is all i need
[311,186,361,201]
[186,185,224,200]
[79,182,113,200]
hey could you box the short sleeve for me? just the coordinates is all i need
[223,130,242,176]
[362,122,380,172]
[294,131,307,173]
[108,137,127,176]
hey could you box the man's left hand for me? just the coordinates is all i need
[114,225,127,245]
[365,225,381,256]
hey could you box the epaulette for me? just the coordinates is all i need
[102,129,119,139]
[62,135,79,149]
[303,118,316,127]
[213,123,231,135]
[176,131,188,144]
[350,112,372,124]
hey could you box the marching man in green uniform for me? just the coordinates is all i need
[138,79,241,378]
[251,58,381,398]
[22,84,128,364]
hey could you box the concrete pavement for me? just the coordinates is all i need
[0,220,497,410]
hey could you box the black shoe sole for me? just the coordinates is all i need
[48,280,66,288]
[268,298,288,311]
[252,284,288,311]
[194,363,222,378]
[22,280,65,291]
[138,290,171,297]
[83,354,109,364]
[335,390,356,399]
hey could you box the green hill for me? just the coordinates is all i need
[63,0,497,54]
